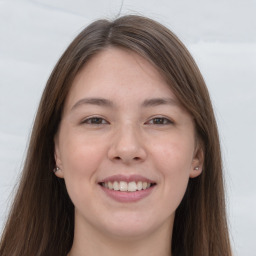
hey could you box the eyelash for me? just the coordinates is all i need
[146,117,173,125]
[81,116,173,126]
[81,117,109,125]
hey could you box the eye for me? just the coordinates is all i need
[82,117,109,125]
[146,117,173,125]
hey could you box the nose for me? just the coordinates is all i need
[107,124,147,164]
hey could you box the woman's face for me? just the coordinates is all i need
[55,48,203,240]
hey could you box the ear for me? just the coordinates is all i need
[54,134,64,179]
[189,143,204,178]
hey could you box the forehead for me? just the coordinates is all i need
[64,47,178,111]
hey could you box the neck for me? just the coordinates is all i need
[68,214,173,256]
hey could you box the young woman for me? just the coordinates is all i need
[0,15,232,256]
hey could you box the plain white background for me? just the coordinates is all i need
[0,0,255,255]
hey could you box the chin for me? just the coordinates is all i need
[104,224,154,241]
[100,212,170,241]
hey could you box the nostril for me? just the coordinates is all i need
[113,156,141,161]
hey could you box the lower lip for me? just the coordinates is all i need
[99,185,155,203]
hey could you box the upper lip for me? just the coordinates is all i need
[99,174,156,184]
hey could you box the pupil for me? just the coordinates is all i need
[154,118,163,124]
[92,118,101,124]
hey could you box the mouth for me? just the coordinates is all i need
[99,181,156,192]
[98,175,157,202]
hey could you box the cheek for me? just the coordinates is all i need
[60,130,105,174]
[152,137,194,173]
[150,138,194,207]
[58,131,107,196]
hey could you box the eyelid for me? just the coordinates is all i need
[80,115,173,126]
[145,116,174,125]
[81,116,110,125]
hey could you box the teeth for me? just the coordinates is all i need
[108,181,113,190]
[128,181,137,192]
[120,181,128,191]
[113,181,119,191]
[137,181,142,190]
[101,181,153,192]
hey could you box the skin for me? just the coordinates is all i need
[54,47,204,256]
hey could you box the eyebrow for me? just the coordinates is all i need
[71,97,178,111]
[142,97,179,107]
[71,97,114,111]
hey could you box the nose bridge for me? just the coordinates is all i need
[108,121,146,163]
[118,122,140,148]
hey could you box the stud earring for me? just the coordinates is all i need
[194,166,200,171]
[53,166,60,173]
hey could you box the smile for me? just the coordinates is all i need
[99,181,155,192]
[98,175,157,202]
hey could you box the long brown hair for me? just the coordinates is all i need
[0,15,232,256]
